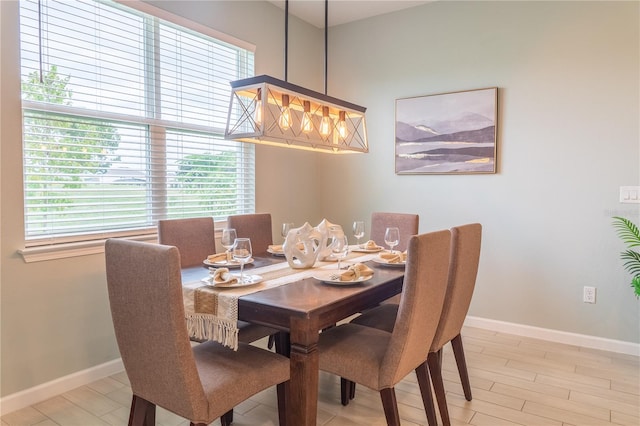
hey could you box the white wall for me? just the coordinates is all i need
[318,1,640,342]
[1,0,638,404]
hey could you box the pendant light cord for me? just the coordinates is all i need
[284,0,289,82]
[324,0,328,95]
[38,0,44,83]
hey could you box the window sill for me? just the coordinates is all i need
[18,234,159,263]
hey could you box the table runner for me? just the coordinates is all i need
[183,252,377,350]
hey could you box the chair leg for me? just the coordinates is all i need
[340,378,352,406]
[129,395,156,426]
[220,409,233,426]
[340,378,357,404]
[451,334,472,401]
[379,388,401,426]
[427,351,450,426]
[268,334,275,350]
[276,380,289,426]
[415,362,438,426]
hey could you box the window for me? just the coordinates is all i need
[19,0,255,247]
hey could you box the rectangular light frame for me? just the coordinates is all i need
[225,75,368,154]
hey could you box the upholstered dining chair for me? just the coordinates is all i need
[104,239,290,426]
[227,213,273,255]
[158,217,278,345]
[370,212,419,253]
[369,212,419,305]
[346,223,483,426]
[318,230,451,426]
[158,217,216,267]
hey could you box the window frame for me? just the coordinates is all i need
[18,0,257,262]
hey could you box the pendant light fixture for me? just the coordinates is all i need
[225,0,368,154]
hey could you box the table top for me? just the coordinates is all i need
[181,252,405,331]
[238,258,404,331]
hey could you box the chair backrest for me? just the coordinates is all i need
[370,212,419,252]
[430,223,482,352]
[227,213,273,255]
[158,217,215,267]
[105,239,208,419]
[379,230,451,387]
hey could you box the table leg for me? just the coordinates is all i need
[288,316,320,426]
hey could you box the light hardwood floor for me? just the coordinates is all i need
[2,326,639,426]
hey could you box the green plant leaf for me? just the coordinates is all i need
[632,276,640,299]
[612,216,640,248]
[621,250,640,276]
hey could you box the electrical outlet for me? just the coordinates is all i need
[583,286,596,303]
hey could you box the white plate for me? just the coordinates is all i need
[201,274,263,288]
[371,257,406,267]
[351,246,384,253]
[203,257,254,268]
[312,270,373,285]
[266,248,285,257]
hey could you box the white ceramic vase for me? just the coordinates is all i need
[316,218,344,261]
[283,222,322,269]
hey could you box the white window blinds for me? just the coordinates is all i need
[20,0,255,245]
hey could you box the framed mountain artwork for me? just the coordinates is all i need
[395,87,498,174]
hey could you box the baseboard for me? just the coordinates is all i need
[2,318,639,416]
[0,358,124,416]
[465,315,640,357]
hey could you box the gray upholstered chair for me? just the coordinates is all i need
[105,239,289,426]
[158,217,216,267]
[158,217,277,344]
[227,213,273,255]
[369,212,419,305]
[370,212,419,253]
[347,223,482,426]
[318,230,452,426]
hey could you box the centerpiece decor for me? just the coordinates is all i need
[283,222,322,269]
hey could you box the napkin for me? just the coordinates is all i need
[361,240,382,250]
[379,251,407,263]
[208,252,231,263]
[209,267,238,285]
[340,263,374,281]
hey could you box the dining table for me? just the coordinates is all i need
[181,250,406,426]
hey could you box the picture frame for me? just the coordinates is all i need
[395,87,498,174]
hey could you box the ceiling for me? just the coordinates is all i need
[266,0,432,28]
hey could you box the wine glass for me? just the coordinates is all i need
[232,238,252,283]
[281,222,294,242]
[384,227,400,254]
[221,228,237,254]
[331,234,349,270]
[352,221,365,246]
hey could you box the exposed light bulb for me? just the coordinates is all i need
[254,88,263,127]
[319,106,332,137]
[337,111,348,139]
[301,100,313,133]
[278,94,292,130]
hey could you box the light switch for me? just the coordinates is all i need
[620,186,640,203]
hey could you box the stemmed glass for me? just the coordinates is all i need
[352,221,365,246]
[221,228,237,256]
[232,238,252,283]
[281,222,294,242]
[331,234,349,271]
[384,227,400,254]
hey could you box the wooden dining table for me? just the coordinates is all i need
[182,252,405,426]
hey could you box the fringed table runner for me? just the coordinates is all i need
[182,252,376,350]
